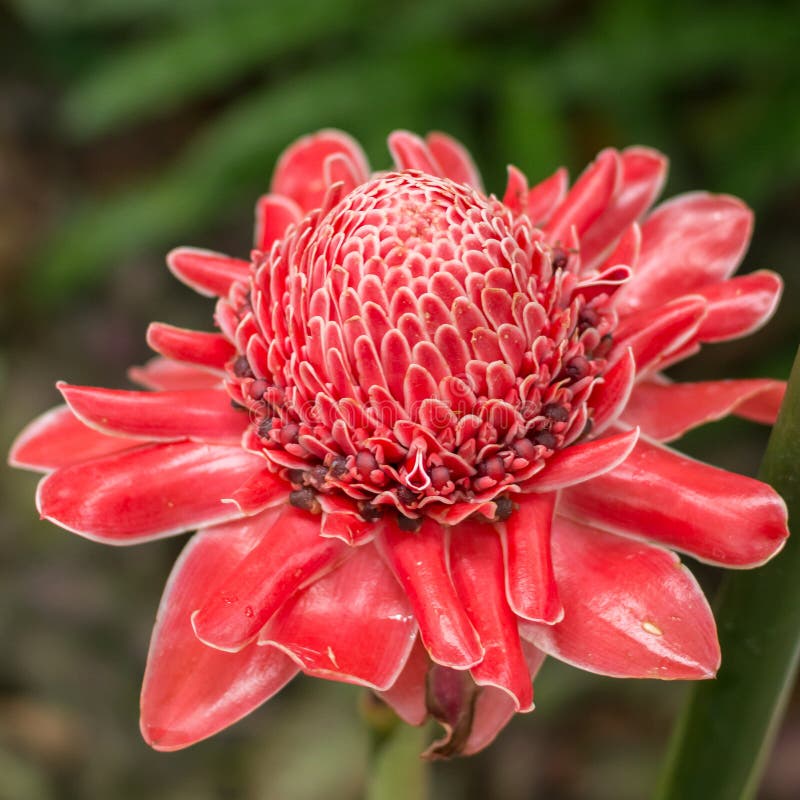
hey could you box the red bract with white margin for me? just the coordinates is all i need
[10,129,790,756]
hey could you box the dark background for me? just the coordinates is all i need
[1,1,799,797]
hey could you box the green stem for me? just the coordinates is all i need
[656,347,800,800]
[361,693,430,800]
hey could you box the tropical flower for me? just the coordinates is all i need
[10,130,790,756]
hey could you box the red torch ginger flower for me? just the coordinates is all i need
[10,130,790,756]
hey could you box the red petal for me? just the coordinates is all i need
[545,149,620,244]
[146,323,234,372]
[9,405,139,473]
[388,130,442,175]
[261,544,417,690]
[463,642,546,755]
[377,638,429,725]
[450,521,534,710]
[589,347,636,434]
[379,518,483,669]
[526,167,568,226]
[526,427,639,492]
[520,517,720,679]
[191,505,348,652]
[58,383,247,445]
[271,129,369,212]
[580,147,668,270]
[502,165,528,215]
[622,378,787,441]
[560,437,789,567]
[167,247,250,298]
[140,516,298,751]
[611,295,707,375]
[501,492,562,623]
[694,270,783,343]
[615,193,753,316]
[426,132,484,190]
[254,193,301,252]
[128,357,223,391]
[229,468,290,516]
[36,442,259,543]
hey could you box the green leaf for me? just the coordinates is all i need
[656,347,800,800]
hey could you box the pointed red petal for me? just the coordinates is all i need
[146,323,234,372]
[377,638,429,725]
[560,437,789,566]
[615,193,753,315]
[502,164,528,215]
[192,505,348,651]
[261,544,416,690]
[426,132,484,191]
[545,149,620,244]
[58,383,247,445]
[254,193,301,252]
[580,146,668,269]
[9,405,140,472]
[501,492,561,623]
[521,517,720,679]
[622,378,787,441]
[450,520,533,710]
[166,247,250,298]
[526,427,639,492]
[526,167,568,226]
[128,357,223,391]
[36,442,259,543]
[379,518,483,669]
[388,130,442,175]
[694,270,783,343]
[271,129,369,212]
[140,517,298,751]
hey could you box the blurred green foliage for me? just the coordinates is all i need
[3,0,799,304]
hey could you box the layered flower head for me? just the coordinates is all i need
[10,129,790,756]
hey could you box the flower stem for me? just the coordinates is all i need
[656,348,800,800]
[361,693,430,800]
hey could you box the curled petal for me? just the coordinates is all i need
[560,436,789,567]
[167,247,250,298]
[9,405,139,473]
[379,517,483,669]
[254,193,302,252]
[615,193,753,315]
[36,442,260,543]
[426,132,484,191]
[526,427,639,492]
[128,357,223,391]
[272,129,369,212]
[146,322,235,372]
[449,521,534,710]
[388,130,442,175]
[521,517,721,679]
[58,383,247,445]
[462,644,545,756]
[622,378,787,441]
[590,347,636,435]
[260,544,417,690]
[526,167,568,226]
[580,146,668,270]
[501,492,562,623]
[546,149,620,244]
[192,505,349,652]
[141,515,298,751]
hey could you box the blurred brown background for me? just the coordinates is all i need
[2,0,800,797]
